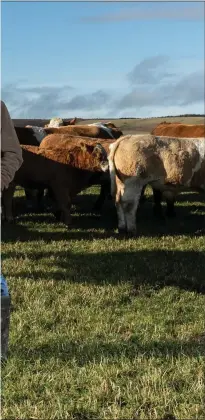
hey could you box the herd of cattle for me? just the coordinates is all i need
[2,116,205,235]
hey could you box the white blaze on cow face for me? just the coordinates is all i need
[30,126,47,143]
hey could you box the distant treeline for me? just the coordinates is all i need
[12,114,205,127]
[157,114,205,118]
[80,114,205,120]
[118,114,205,119]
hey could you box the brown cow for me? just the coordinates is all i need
[2,142,108,226]
[44,124,123,139]
[14,123,122,212]
[105,134,205,235]
[40,133,114,153]
[39,134,115,212]
[152,122,205,137]
[16,123,122,145]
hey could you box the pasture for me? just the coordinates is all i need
[1,116,205,419]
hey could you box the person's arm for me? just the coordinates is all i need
[1,101,23,191]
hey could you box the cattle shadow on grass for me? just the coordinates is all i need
[2,187,205,245]
[9,333,205,365]
[3,248,205,294]
[2,202,204,244]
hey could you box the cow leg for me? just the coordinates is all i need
[116,201,126,234]
[115,181,126,233]
[139,185,147,205]
[1,183,16,223]
[50,184,72,227]
[152,188,164,218]
[93,181,111,212]
[43,188,56,212]
[120,180,143,236]
[163,190,177,218]
[166,198,176,218]
[25,188,45,213]
[36,188,46,212]
[25,188,35,211]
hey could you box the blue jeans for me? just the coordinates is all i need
[1,274,9,297]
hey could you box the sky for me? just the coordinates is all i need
[1,1,205,119]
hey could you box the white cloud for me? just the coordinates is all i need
[2,56,204,119]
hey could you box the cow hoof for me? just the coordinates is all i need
[139,196,146,205]
[92,204,102,213]
[53,210,62,221]
[118,227,128,238]
[153,205,165,220]
[195,228,205,235]
[37,206,46,214]
[3,217,15,224]
[66,224,72,229]
[166,210,176,218]
[127,231,138,238]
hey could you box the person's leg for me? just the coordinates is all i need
[1,274,11,361]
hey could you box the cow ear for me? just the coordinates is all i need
[94,143,107,159]
[70,117,76,125]
[94,143,104,152]
[67,152,71,164]
[79,143,93,154]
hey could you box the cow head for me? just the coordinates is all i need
[64,142,108,172]
[93,143,109,172]
[79,142,108,172]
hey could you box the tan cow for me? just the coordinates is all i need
[2,142,108,225]
[106,134,205,235]
[152,122,205,137]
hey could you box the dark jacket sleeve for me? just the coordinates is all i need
[1,100,23,191]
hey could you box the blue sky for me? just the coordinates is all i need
[1,1,204,118]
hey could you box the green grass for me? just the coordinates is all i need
[1,186,205,420]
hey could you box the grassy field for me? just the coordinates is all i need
[1,117,205,419]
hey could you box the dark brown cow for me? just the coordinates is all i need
[13,123,122,213]
[2,142,108,225]
[39,134,115,211]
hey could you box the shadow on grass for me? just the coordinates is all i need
[2,247,205,293]
[9,334,205,365]
[2,194,205,243]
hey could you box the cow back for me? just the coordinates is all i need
[152,123,205,137]
[40,133,114,154]
[44,125,122,139]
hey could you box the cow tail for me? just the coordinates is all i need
[108,138,123,197]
